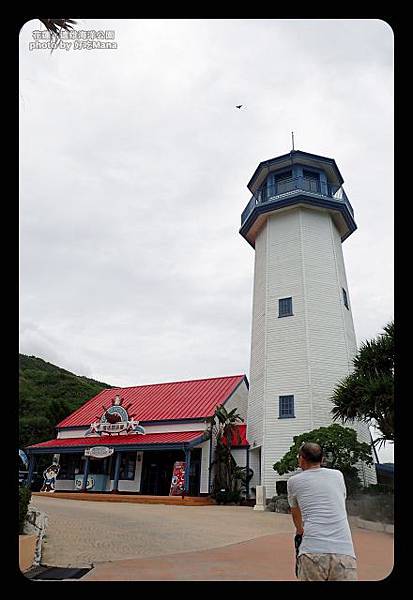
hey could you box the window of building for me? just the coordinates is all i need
[279,395,295,419]
[342,288,349,309]
[57,454,83,480]
[88,457,109,475]
[273,170,293,195]
[302,169,321,193]
[274,170,292,183]
[109,452,137,480]
[119,452,137,480]
[302,169,320,181]
[279,297,293,317]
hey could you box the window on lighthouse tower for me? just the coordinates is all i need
[279,395,295,419]
[278,297,293,318]
[342,288,349,310]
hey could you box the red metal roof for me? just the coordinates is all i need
[57,375,246,428]
[27,430,206,450]
[221,424,249,447]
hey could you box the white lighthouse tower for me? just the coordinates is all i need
[240,149,376,497]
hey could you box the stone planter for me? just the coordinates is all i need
[19,534,37,573]
[267,495,290,513]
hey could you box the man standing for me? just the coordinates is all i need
[287,442,358,581]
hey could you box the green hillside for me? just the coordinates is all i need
[19,354,112,448]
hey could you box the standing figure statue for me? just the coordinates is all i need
[41,463,60,492]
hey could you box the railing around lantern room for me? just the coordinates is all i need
[241,175,354,227]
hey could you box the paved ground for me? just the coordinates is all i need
[83,530,393,581]
[32,496,294,566]
[30,496,393,581]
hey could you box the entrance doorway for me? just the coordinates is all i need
[140,449,201,496]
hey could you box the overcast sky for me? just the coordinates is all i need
[19,19,394,461]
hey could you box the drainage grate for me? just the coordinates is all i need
[26,566,92,580]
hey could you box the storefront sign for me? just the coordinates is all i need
[85,394,146,437]
[84,446,114,459]
[169,461,186,496]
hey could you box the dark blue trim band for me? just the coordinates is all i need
[240,193,357,246]
[187,434,210,449]
[27,441,200,454]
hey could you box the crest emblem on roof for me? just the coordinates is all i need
[85,394,145,436]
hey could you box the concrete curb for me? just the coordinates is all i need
[23,505,49,566]
[32,492,215,506]
[354,516,394,534]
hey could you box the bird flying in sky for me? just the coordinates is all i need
[236,105,243,109]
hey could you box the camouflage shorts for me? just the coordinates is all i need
[297,553,358,581]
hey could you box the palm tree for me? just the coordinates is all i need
[210,404,245,500]
[37,19,77,52]
[39,19,77,36]
[331,321,394,448]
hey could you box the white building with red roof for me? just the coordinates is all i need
[26,375,250,497]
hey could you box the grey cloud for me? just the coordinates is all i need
[20,19,393,461]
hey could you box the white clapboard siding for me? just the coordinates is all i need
[248,206,376,497]
[194,439,211,494]
[231,448,248,468]
[246,224,267,450]
[224,378,249,421]
[57,428,90,439]
[58,421,209,439]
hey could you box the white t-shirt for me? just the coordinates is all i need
[287,467,355,558]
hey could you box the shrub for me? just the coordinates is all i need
[19,487,32,534]
[362,483,393,495]
[273,424,373,498]
[342,467,362,497]
[214,488,242,505]
[346,493,394,524]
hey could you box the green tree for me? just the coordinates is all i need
[210,404,247,503]
[331,321,394,448]
[45,398,74,426]
[19,354,111,448]
[273,424,374,495]
[19,415,53,449]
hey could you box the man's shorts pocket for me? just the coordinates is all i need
[338,556,357,570]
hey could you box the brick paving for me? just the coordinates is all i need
[30,496,393,580]
[83,530,394,581]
